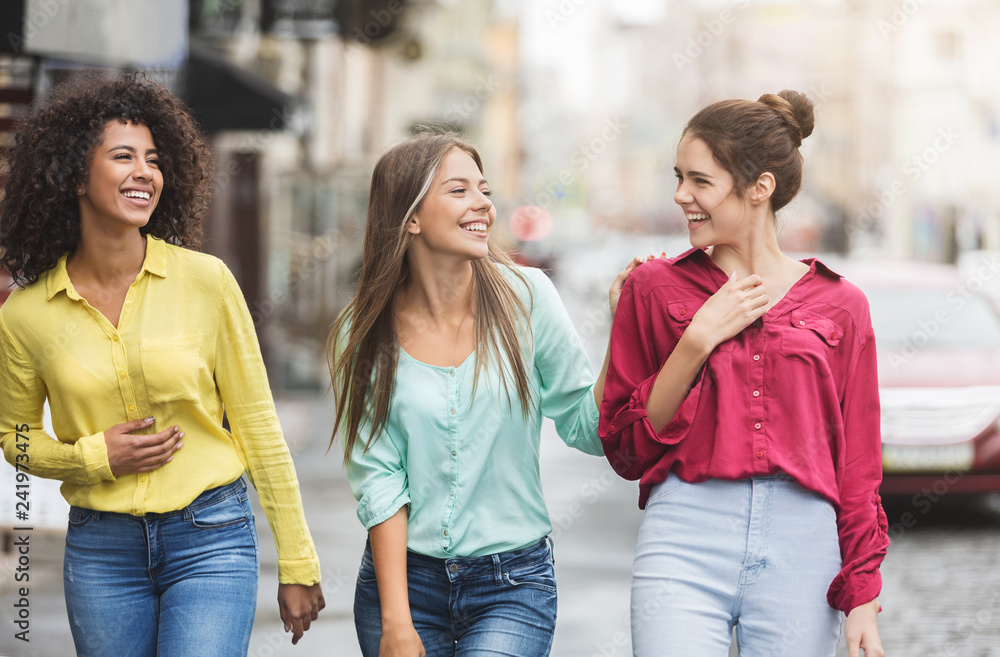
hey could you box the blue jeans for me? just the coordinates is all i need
[63,478,259,657]
[354,537,558,657]
[631,474,843,656]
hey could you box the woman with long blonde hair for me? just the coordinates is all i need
[330,132,640,657]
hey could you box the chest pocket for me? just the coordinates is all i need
[140,334,204,403]
[666,299,737,352]
[779,310,842,377]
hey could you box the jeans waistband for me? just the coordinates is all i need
[365,536,551,569]
[71,477,246,521]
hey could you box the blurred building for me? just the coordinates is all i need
[1,0,521,390]
[515,0,1000,262]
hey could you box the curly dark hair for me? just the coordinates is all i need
[0,71,215,286]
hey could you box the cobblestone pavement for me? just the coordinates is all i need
[2,274,1000,656]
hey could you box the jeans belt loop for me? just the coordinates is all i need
[492,553,503,585]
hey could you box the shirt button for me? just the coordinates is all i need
[448,563,459,573]
[752,390,760,397]
[112,335,120,342]
[609,423,616,432]
[679,308,686,315]
[756,450,764,458]
[128,405,136,412]
[799,320,806,326]
[139,475,147,482]
[125,300,132,307]
[119,369,127,378]
[450,490,455,497]
[443,530,449,536]
[753,354,761,361]
[450,370,455,377]
[451,450,457,457]
[450,408,456,415]
[754,422,762,430]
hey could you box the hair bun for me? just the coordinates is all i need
[758,90,814,147]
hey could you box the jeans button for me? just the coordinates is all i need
[448,563,458,574]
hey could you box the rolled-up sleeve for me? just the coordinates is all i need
[827,322,889,613]
[599,278,703,480]
[346,418,411,529]
[528,269,602,456]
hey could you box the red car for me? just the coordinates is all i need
[839,259,1000,497]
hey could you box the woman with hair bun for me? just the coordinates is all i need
[601,90,888,656]
[0,71,324,654]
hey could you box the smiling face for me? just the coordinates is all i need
[78,120,162,236]
[407,147,494,261]
[673,133,753,250]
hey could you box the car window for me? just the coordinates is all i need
[867,289,1000,348]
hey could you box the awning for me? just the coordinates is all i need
[178,42,308,135]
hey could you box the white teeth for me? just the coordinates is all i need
[122,191,151,200]
[463,223,487,233]
[687,213,709,222]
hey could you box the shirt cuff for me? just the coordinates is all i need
[357,470,411,530]
[277,557,322,586]
[79,431,116,484]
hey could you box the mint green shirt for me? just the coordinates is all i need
[346,266,602,557]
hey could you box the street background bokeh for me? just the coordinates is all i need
[2,0,1000,655]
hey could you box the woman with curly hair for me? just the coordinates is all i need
[0,72,324,655]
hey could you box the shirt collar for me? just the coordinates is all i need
[671,247,844,280]
[45,234,168,301]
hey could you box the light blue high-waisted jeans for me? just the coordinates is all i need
[631,474,843,657]
[63,478,259,657]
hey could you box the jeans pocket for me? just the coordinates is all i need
[357,551,378,584]
[68,507,97,527]
[645,474,687,506]
[503,553,557,593]
[187,492,250,529]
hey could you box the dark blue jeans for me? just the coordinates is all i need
[355,537,558,657]
[63,478,259,657]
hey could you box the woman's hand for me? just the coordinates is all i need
[685,273,768,352]
[104,418,183,477]
[845,598,884,657]
[278,582,326,645]
[609,253,663,316]
[379,622,426,657]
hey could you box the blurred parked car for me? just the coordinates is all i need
[841,259,1000,496]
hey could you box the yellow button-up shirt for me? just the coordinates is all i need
[0,235,319,585]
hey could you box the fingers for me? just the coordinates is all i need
[289,616,305,645]
[130,427,184,472]
[111,416,156,436]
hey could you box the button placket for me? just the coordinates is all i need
[749,329,768,472]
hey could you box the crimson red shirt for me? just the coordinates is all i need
[600,248,889,614]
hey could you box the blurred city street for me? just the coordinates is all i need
[3,273,1000,656]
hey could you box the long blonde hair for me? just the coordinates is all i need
[328,133,533,462]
